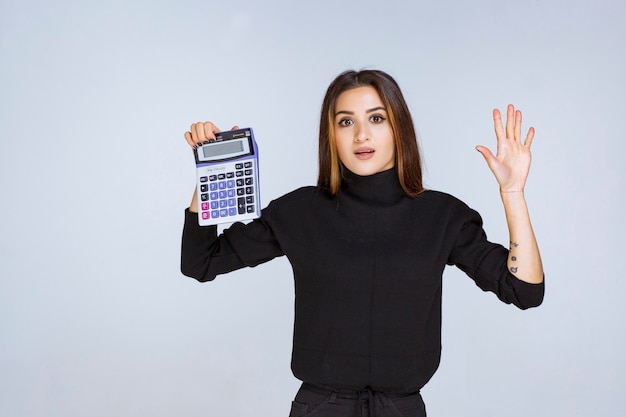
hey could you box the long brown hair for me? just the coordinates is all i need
[317,69,424,196]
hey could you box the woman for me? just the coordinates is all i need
[181,69,544,417]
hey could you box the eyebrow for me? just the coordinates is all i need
[334,106,387,117]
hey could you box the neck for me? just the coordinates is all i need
[339,167,407,206]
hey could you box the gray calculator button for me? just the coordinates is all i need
[237,198,246,214]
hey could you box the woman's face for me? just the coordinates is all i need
[333,86,395,176]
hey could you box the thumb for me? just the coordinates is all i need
[475,145,496,166]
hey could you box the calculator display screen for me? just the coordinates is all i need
[202,140,245,158]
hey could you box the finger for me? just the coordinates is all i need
[202,122,220,142]
[514,109,523,142]
[475,145,496,167]
[192,122,219,146]
[505,104,515,139]
[195,122,208,145]
[190,123,201,144]
[524,126,535,148]
[493,109,505,141]
[184,131,196,148]
[231,125,240,130]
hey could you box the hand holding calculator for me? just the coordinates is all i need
[193,127,261,226]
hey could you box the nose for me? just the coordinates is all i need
[354,123,370,143]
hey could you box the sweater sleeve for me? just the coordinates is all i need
[180,207,284,282]
[447,207,544,310]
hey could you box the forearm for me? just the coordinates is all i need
[500,191,544,284]
[189,187,199,213]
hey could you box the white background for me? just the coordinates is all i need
[1,0,624,416]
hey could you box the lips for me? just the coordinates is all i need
[355,147,375,160]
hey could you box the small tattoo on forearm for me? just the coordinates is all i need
[510,267,518,273]
[511,256,517,261]
[510,241,519,248]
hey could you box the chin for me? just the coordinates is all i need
[346,164,389,177]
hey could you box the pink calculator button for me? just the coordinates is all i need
[201,212,210,220]
[201,202,209,211]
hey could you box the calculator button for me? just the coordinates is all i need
[218,173,226,180]
[228,198,236,207]
[227,189,236,198]
[235,163,243,169]
[226,172,234,178]
[236,179,244,187]
[219,200,227,209]
[246,205,255,213]
[209,175,217,181]
[245,177,253,185]
[220,209,228,217]
[227,180,235,188]
[229,208,237,216]
[210,183,218,191]
[238,198,246,214]
[200,176,208,183]
[246,196,254,204]
[245,187,254,195]
[202,212,210,220]
[211,210,219,218]
[201,193,209,201]
[201,202,209,211]
[245,169,253,176]
[211,201,219,209]
[219,191,227,199]
[200,184,208,192]
[236,171,244,177]
[237,188,245,196]
[244,162,252,168]
[218,182,226,190]
[210,192,218,200]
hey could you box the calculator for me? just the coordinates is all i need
[194,127,261,226]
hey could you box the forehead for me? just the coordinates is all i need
[335,86,385,112]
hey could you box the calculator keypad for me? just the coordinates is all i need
[198,160,258,223]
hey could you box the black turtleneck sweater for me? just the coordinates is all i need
[181,168,544,393]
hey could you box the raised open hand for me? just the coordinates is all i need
[476,104,535,193]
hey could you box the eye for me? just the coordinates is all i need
[370,114,386,123]
[337,118,353,127]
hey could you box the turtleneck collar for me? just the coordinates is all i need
[339,167,408,206]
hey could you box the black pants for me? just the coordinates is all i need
[288,383,427,417]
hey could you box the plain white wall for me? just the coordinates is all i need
[1,0,624,416]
